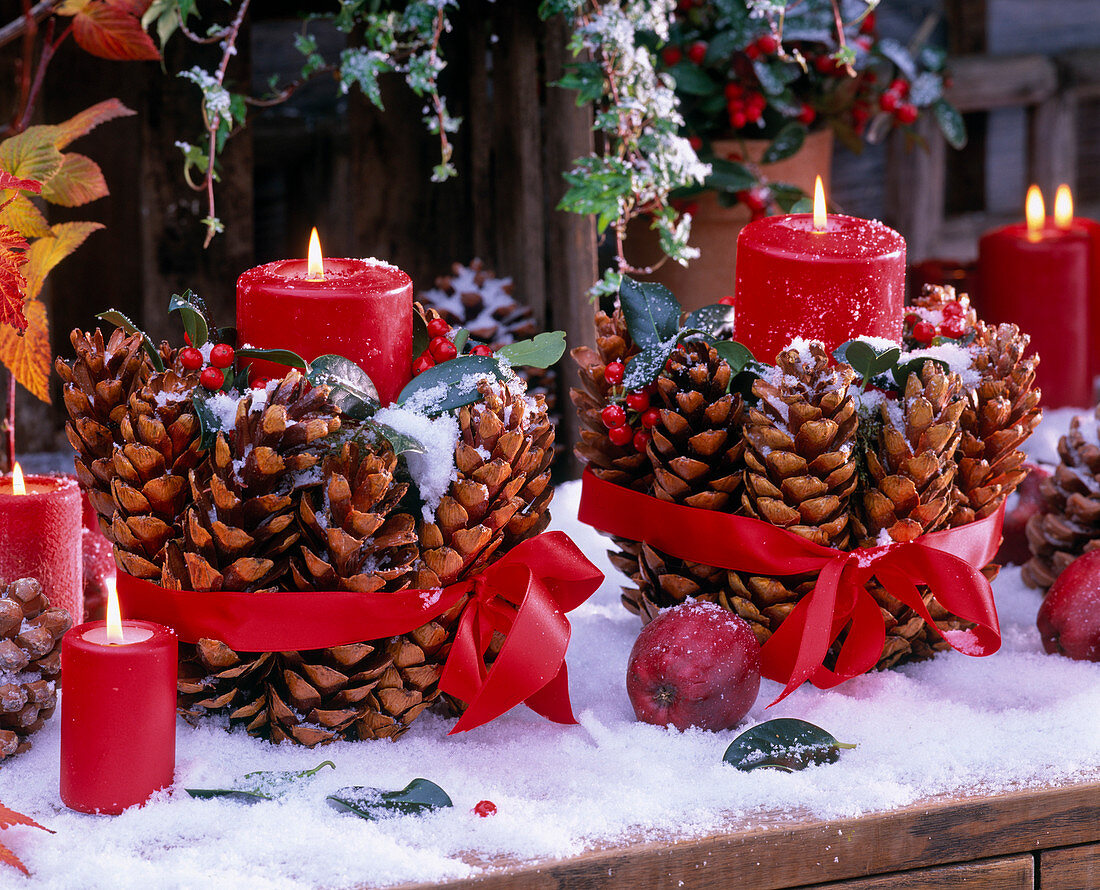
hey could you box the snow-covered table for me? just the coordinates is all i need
[1,411,1099,890]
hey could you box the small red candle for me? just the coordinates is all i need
[237,228,414,404]
[61,578,176,814]
[978,185,1091,407]
[734,177,906,363]
[0,466,82,622]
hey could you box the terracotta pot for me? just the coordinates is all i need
[627,128,835,312]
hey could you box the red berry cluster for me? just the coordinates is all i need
[180,342,234,391]
[413,317,492,376]
[737,184,772,220]
[602,361,659,453]
[904,301,969,345]
[878,78,917,125]
[743,33,778,61]
[724,82,767,130]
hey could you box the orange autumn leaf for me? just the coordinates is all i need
[40,153,108,207]
[0,193,50,238]
[0,221,30,333]
[0,799,52,876]
[0,298,50,401]
[0,839,29,876]
[60,0,160,61]
[51,98,135,151]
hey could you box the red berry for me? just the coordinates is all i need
[687,41,707,65]
[427,317,451,339]
[180,347,204,371]
[748,92,766,112]
[942,301,966,319]
[412,353,434,376]
[601,404,627,429]
[471,344,494,357]
[814,54,833,73]
[940,315,967,339]
[633,430,652,453]
[473,800,497,818]
[879,91,899,112]
[209,343,234,369]
[719,295,735,306]
[744,44,760,61]
[860,11,876,34]
[662,46,682,66]
[641,408,660,429]
[756,34,778,55]
[730,111,747,129]
[852,105,870,125]
[688,135,702,151]
[895,103,918,125]
[889,78,910,97]
[199,366,224,391]
[724,83,742,100]
[429,336,458,362]
[251,377,271,390]
[912,320,936,345]
[745,105,762,124]
[604,361,625,385]
[625,390,650,412]
[608,424,634,447]
[798,104,816,125]
[904,312,921,328]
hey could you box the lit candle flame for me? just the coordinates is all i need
[11,462,24,495]
[307,227,324,280]
[1025,185,1045,240]
[812,175,827,232]
[105,576,124,644]
[1054,184,1073,230]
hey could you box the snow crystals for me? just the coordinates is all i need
[374,403,460,522]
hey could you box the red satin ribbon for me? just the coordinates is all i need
[578,468,1003,703]
[115,530,604,734]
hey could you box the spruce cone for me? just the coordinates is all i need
[291,437,419,592]
[952,321,1042,526]
[0,578,71,760]
[1023,407,1100,592]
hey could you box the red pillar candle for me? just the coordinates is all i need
[734,183,906,363]
[60,580,176,815]
[0,466,82,622]
[236,231,413,405]
[978,186,1092,407]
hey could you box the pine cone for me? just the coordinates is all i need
[0,578,71,759]
[291,437,419,592]
[1023,407,1100,592]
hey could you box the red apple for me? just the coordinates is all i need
[1037,549,1100,661]
[997,463,1051,566]
[627,601,761,731]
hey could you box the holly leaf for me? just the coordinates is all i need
[61,0,161,61]
[412,310,430,358]
[892,354,950,388]
[452,328,469,355]
[366,420,426,455]
[191,395,221,450]
[0,298,50,401]
[187,760,336,803]
[712,340,754,374]
[51,99,136,150]
[877,38,918,81]
[39,153,108,207]
[685,304,735,336]
[23,221,103,301]
[96,308,163,371]
[834,338,901,383]
[307,354,379,419]
[168,291,209,348]
[618,276,681,349]
[235,346,308,370]
[934,99,967,150]
[668,61,715,96]
[704,158,756,194]
[327,778,452,820]
[497,331,566,369]
[623,340,679,391]
[723,718,856,773]
[396,354,505,415]
[0,224,29,331]
[761,123,807,164]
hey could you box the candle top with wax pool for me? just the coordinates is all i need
[740,213,905,260]
[238,257,411,297]
[0,473,79,497]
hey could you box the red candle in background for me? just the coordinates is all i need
[61,579,176,815]
[978,185,1091,407]
[0,466,82,622]
[236,229,413,405]
[734,178,906,363]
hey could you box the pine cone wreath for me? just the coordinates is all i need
[1023,406,1100,593]
[0,578,71,760]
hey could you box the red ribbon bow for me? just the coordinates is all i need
[115,530,604,734]
[578,469,1003,703]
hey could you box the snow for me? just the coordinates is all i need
[373,404,460,522]
[4,411,1100,889]
[204,392,240,432]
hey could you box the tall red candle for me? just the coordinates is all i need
[237,235,413,405]
[60,582,176,815]
[734,205,906,364]
[978,186,1091,407]
[0,468,82,622]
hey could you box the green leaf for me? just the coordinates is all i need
[365,420,427,455]
[307,354,380,420]
[685,304,735,336]
[835,338,901,384]
[790,197,814,214]
[191,394,222,451]
[752,58,800,96]
[396,354,505,415]
[187,761,336,803]
[618,276,682,349]
[327,778,453,820]
[95,309,164,372]
[704,158,756,193]
[908,72,943,108]
[877,38,918,81]
[452,328,469,355]
[769,182,807,213]
[235,347,308,371]
[168,291,209,348]
[412,311,430,359]
[623,340,679,391]
[669,61,715,97]
[892,354,950,388]
[497,331,567,369]
[723,719,855,773]
[933,100,967,150]
[712,340,754,374]
[761,123,807,164]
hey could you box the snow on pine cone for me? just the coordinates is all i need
[0,578,71,760]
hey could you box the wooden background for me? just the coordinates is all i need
[6,0,1100,457]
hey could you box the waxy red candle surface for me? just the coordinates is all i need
[0,474,82,622]
[237,258,413,405]
[978,222,1092,407]
[734,213,906,363]
[60,619,176,814]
